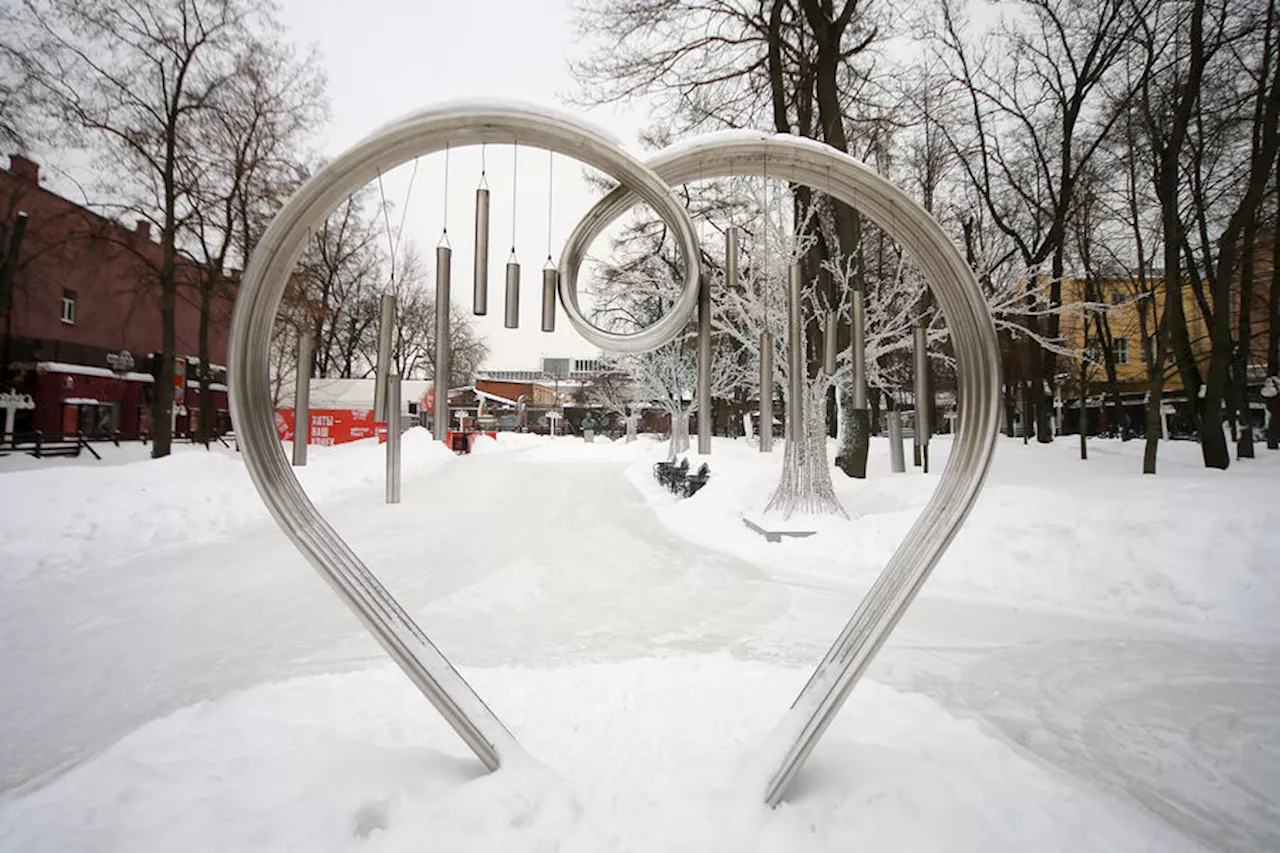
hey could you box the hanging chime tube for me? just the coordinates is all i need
[788,262,804,445]
[914,321,931,450]
[726,227,739,290]
[759,331,774,452]
[697,271,712,454]
[291,329,312,467]
[504,259,520,329]
[541,266,557,332]
[386,374,401,503]
[373,293,395,422]
[823,311,838,375]
[473,187,489,315]
[888,407,906,473]
[851,289,868,409]
[434,246,452,441]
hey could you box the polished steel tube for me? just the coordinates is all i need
[291,329,312,467]
[473,187,489,315]
[914,322,931,445]
[373,293,395,422]
[386,374,401,504]
[888,408,906,473]
[541,266,557,332]
[697,271,712,454]
[504,260,520,329]
[851,289,868,409]
[823,310,838,376]
[434,246,452,440]
[726,227,739,290]
[232,112,1000,805]
[787,262,804,445]
[759,331,774,452]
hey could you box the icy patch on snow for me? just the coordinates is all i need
[0,428,454,586]
[0,656,1206,852]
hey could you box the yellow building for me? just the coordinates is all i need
[1054,262,1271,436]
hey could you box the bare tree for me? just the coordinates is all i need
[184,34,326,443]
[932,0,1147,443]
[1136,0,1280,469]
[573,0,893,479]
[18,0,277,457]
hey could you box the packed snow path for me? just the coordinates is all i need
[1,438,1276,852]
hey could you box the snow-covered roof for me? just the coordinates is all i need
[474,388,520,407]
[301,377,435,409]
[38,362,155,384]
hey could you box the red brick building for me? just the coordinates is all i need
[0,155,235,439]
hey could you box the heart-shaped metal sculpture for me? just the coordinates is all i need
[228,103,1000,807]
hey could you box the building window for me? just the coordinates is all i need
[1110,292,1127,305]
[1112,337,1129,365]
[60,289,76,324]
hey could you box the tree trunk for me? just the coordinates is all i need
[1269,160,1280,450]
[1079,360,1088,460]
[1235,212,1258,459]
[197,276,213,446]
[1079,302,1089,460]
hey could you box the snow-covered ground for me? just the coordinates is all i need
[0,431,1276,851]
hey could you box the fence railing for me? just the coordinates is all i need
[0,430,106,459]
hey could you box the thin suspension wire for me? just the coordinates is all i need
[376,169,397,287]
[479,142,488,189]
[546,150,554,265]
[439,144,451,248]
[762,148,770,328]
[394,157,419,258]
[510,141,519,258]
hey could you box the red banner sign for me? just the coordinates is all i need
[275,408,378,446]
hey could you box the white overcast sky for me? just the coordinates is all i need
[276,0,652,370]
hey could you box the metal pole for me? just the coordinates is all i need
[887,408,906,473]
[473,187,489,315]
[823,311,838,375]
[914,322,931,470]
[759,331,773,452]
[386,374,401,504]
[291,330,312,467]
[434,246,452,441]
[541,266,557,332]
[504,259,520,328]
[788,262,804,445]
[851,290,868,409]
[373,293,395,422]
[726,226,739,290]
[697,271,712,454]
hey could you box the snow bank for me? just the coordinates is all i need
[0,656,1204,853]
[0,428,453,586]
[626,436,1280,639]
